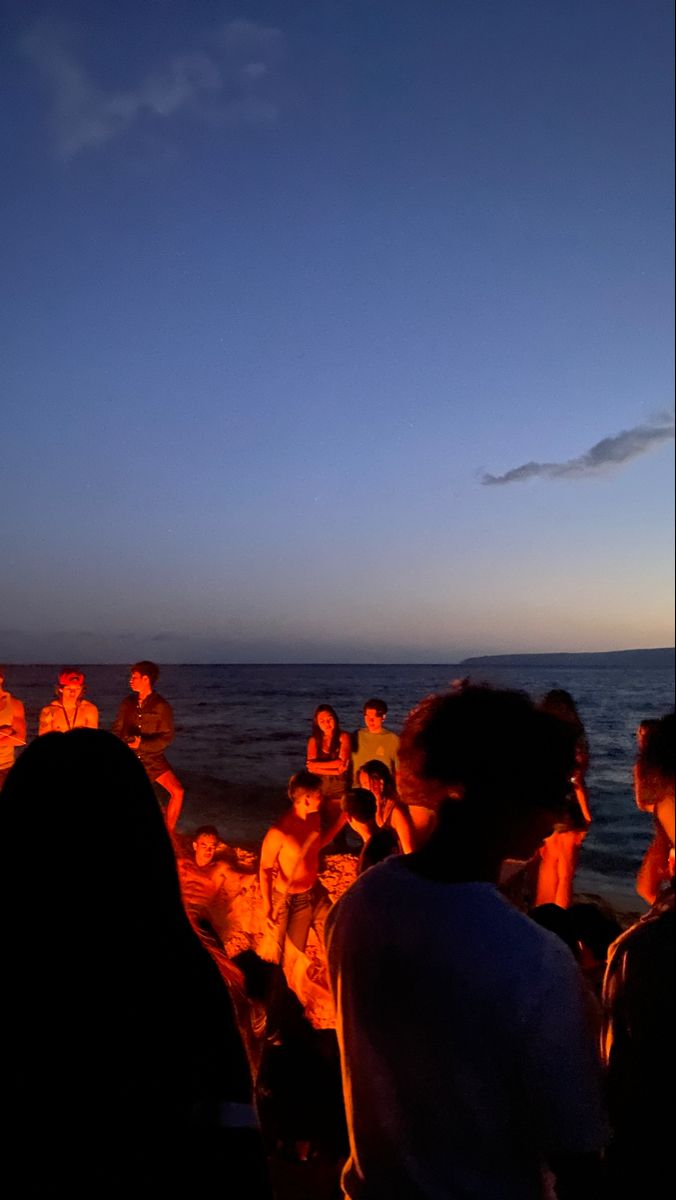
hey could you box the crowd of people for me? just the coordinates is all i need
[0,660,186,829]
[0,660,673,1198]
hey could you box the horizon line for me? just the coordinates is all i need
[3,645,674,668]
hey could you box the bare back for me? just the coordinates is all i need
[263,810,322,895]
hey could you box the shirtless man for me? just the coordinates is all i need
[0,667,26,789]
[259,770,335,965]
[602,709,674,1192]
[39,668,99,734]
[327,684,608,1200]
[112,661,184,832]
[178,825,251,943]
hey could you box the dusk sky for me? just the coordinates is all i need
[2,0,674,663]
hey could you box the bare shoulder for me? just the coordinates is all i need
[261,821,285,849]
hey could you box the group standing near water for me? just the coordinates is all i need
[0,660,673,1198]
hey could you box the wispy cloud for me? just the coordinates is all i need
[21,18,286,158]
[482,417,675,486]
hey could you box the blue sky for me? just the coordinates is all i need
[1,0,673,662]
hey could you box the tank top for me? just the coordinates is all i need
[314,739,348,801]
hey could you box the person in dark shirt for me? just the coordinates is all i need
[602,710,675,1192]
[232,949,348,1170]
[112,660,184,831]
[0,728,272,1197]
[341,787,399,874]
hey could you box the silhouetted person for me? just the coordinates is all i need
[326,683,608,1200]
[233,949,348,1168]
[602,710,675,1193]
[529,901,621,1000]
[0,729,271,1197]
[528,903,580,958]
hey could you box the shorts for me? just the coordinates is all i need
[139,753,171,782]
[267,881,331,963]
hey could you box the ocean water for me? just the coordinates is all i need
[7,662,674,908]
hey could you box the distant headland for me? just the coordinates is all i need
[457,647,674,669]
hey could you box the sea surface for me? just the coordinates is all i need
[7,662,674,910]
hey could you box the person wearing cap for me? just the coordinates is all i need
[0,667,26,789]
[341,787,399,875]
[39,668,99,735]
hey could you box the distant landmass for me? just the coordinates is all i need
[458,647,675,669]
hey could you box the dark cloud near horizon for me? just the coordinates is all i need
[482,418,675,486]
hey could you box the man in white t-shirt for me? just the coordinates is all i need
[326,683,608,1200]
